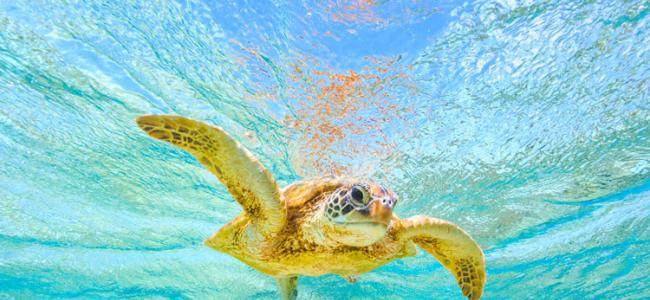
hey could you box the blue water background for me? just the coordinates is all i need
[0,0,649,298]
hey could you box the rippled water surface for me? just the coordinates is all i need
[1,0,649,299]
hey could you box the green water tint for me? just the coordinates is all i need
[1,0,649,298]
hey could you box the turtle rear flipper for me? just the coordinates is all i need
[136,115,284,235]
[276,276,298,300]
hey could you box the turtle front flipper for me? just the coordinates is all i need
[395,216,485,300]
[136,115,284,235]
[276,276,298,300]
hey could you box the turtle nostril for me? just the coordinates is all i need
[383,199,395,209]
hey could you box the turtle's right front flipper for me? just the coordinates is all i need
[136,115,284,235]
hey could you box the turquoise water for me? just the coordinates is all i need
[1,0,649,298]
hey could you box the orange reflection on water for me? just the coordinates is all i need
[325,0,383,25]
[286,56,416,177]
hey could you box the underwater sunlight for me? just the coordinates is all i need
[0,0,649,299]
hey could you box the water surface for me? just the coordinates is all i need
[0,0,649,298]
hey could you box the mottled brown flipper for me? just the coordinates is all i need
[276,276,298,300]
[136,115,284,235]
[396,216,486,300]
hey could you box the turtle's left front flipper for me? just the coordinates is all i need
[136,115,284,235]
[395,216,485,300]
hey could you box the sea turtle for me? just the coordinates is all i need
[136,115,486,299]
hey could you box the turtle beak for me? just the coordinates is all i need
[369,200,392,225]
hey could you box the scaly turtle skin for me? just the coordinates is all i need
[136,115,486,300]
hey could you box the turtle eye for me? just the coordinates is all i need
[349,186,367,206]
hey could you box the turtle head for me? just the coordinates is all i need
[318,181,398,247]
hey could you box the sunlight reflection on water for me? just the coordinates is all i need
[0,0,648,298]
